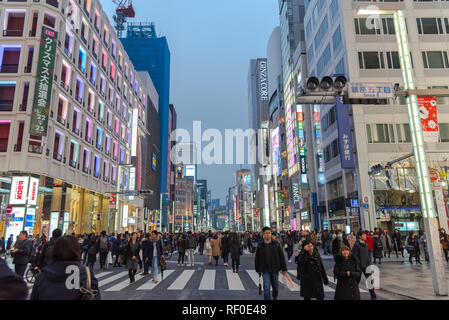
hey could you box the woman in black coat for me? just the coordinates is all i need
[230,233,242,273]
[407,232,422,265]
[372,233,383,264]
[31,236,100,300]
[296,240,329,300]
[392,230,403,258]
[86,235,98,271]
[333,246,361,300]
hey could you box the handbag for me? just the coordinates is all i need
[405,245,415,253]
[80,267,99,300]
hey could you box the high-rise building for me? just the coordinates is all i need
[0,0,157,238]
[247,58,270,229]
[278,0,306,230]
[120,22,171,229]
[303,0,449,234]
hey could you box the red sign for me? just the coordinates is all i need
[109,194,116,206]
[429,170,440,182]
[419,96,439,142]
[168,214,173,223]
[6,206,13,214]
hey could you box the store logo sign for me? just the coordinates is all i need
[10,177,30,205]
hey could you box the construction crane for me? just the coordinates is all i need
[113,0,136,38]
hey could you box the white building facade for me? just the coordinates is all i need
[0,0,157,238]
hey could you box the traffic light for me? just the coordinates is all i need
[371,164,384,175]
[303,76,348,95]
[386,169,394,189]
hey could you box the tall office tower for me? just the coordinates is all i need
[121,22,171,230]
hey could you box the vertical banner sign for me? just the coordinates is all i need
[292,178,300,210]
[30,27,58,136]
[418,96,439,142]
[336,97,355,169]
[271,127,280,176]
[286,104,295,168]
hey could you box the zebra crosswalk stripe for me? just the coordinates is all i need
[167,270,195,290]
[226,270,245,290]
[199,270,215,290]
[105,274,145,292]
[246,270,260,288]
[137,270,174,290]
[98,271,128,287]
[95,271,113,279]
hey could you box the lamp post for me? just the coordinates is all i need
[358,7,448,296]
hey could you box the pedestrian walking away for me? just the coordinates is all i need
[352,230,377,300]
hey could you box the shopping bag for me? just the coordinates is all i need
[107,252,113,265]
[282,273,294,289]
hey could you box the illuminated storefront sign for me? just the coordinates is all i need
[10,177,29,205]
[28,177,39,206]
[272,127,281,176]
[5,207,26,240]
[286,104,295,168]
[264,184,270,227]
[25,207,36,234]
[122,205,129,227]
[131,109,138,156]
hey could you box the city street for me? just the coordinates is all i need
[5,249,395,300]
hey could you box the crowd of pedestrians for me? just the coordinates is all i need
[1,225,449,300]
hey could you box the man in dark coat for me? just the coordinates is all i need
[255,227,288,300]
[332,230,343,258]
[391,229,403,258]
[97,231,110,270]
[297,240,329,300]
[221,232,231,266]
[11,231,32,277]
[0,257,28,299]
[198,233,206,255]
[352,231,376,300]
[112,235,122,267]
[38,228,62,270]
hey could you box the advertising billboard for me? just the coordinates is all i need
[5,207,26,240]
[122,205,129,227]
[271,127,280,176]
[336,97,355,169]
[418,96,439,142]
[286,103,295,168]
[152,152,157,171]
[28,177,39,206]
[185,165,195,177]
[30,27,58,136]
[10,177,29,205]
[25,207,36,234]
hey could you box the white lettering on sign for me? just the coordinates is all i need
[259,61,268,101]
[10,177,29,205]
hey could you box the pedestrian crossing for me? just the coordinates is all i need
[94,268,358,294]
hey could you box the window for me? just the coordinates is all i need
[396,124,411,143]
[90,62,97,85]
[440,123,449,143]
[15,121,24,152]
[94,155,100,178]
[69,140,79,168]
[0,45,21,73]
[111,165,117,184]
[82,148,91,173]
[105,134,111,155]
[85,118,93,143]
[386,51,401,69]
[358,51,385,69]
[92,35,99,58]
[94,10,101,31]
[75,76,84,104]
[422,51,449,69]
[72,107,81,135]
[61,61,71,91]
[103,161,110,181]
[0,82,16,111]
[417,18,444,35]
[64,30,74,58]
[382,18,395,35]
[78,46,87,73]
[4,10,25,37]
[98,100,105,121]
[100,74,106,95]
[56,95,68,125]
[96,127,103,149]
[87,89,95,113]
[0,121,11,152]
[366,124,395,143]
[25,46,34,73]
[354,18,380,35]
[113,140,118,160]
[43,12,56,29]
[53,130,65,161]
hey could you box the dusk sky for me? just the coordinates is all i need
[101,0,280,203]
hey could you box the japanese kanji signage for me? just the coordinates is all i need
[349,82,394,99]
[30,27,58,136]
[418,96,439,142]
[336,97,355,169]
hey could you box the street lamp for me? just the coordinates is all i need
[358,7,448,296]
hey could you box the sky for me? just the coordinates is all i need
[101,0,280,203]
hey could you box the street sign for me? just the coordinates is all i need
[6,205,13,214]
[348,82,394,99]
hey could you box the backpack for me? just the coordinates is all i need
[88,245,97,255]
[99,237,108,251]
